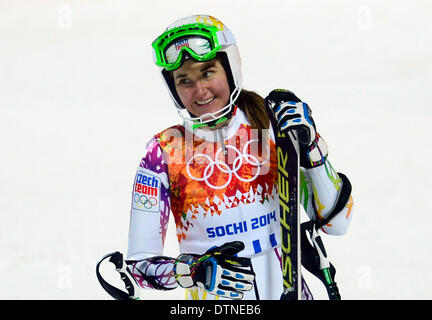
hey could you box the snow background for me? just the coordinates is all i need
[1,0,431,299]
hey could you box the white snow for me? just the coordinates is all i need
[0,0,431,299]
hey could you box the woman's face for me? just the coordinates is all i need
[172,58,230,120]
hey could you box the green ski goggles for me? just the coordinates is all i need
[152,23,234,71]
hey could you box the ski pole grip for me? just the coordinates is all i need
[108,251,124,269]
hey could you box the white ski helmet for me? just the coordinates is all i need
[152,15,242,126]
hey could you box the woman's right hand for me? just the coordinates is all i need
[174,241,255,299]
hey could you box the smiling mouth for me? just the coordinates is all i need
[195,96,215,106]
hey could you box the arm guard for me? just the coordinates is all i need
[303,163,354,235]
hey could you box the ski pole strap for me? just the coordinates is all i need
[96,251,139,300]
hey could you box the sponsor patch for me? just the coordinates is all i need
[132,169,160,213]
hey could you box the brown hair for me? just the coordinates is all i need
[235,89,270,148]
[235,89,269,131]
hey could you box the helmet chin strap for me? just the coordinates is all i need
[186,105,237,130]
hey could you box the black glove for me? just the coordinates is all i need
[264,89,316,146]
[265,89,327,168]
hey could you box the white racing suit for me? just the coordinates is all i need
[126,108,354,300]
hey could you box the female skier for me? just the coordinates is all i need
[126,14,354,300]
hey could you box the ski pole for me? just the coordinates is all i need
[301,221,341,300]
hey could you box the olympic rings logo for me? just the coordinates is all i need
[134,193,158,209]
[186,139,270,190]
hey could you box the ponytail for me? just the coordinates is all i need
[235,89,270,144]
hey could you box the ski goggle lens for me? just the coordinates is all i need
[164,37,214,64]
[152,24,230,71]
